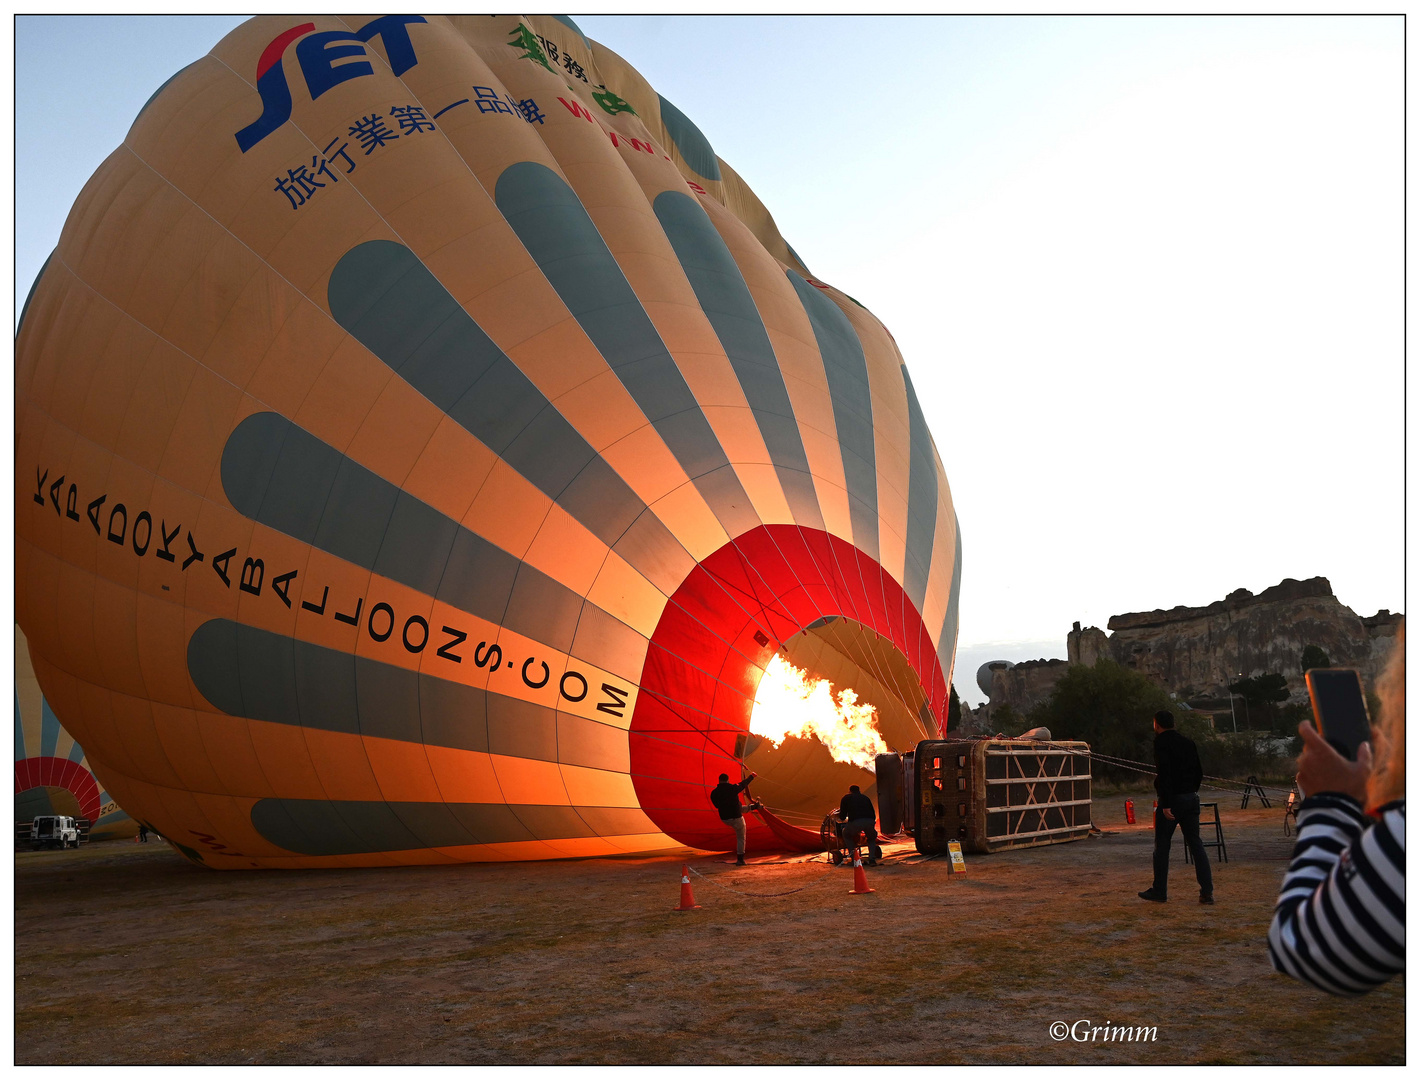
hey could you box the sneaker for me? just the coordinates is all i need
[735,855,745,866]
[1200,893,1215,905]
[1138,889,1166,903]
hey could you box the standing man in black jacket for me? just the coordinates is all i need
[1139,710,1214,904]
[710,771,760,866]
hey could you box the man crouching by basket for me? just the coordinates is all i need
[837,785,883,866]
[710,771,761,866]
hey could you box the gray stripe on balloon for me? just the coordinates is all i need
[187,616,620,769]
[784,270,880,562]
[38,694,62,758]
[326,239,693,598]
[900,365,939,611]
[653,190,826,532]
[218,411,645,671]
[250,796,653,856]
[937,516,963,690]
[494,161,759,540]
[17,249,55,339]
[192,620,473,856]
[785,243,811,277]
[656,96,721,182]
[189,617,635,856]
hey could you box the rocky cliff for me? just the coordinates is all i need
[975,578,1401,720]
[1101,577,1400,702]
[980,659,1071,719]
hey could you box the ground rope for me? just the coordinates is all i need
[685,857,853,899]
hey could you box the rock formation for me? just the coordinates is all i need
[1067,623,1110,668]
[1100,577,1400,702]
[975,577,1401,722]
[981,658,1071,719]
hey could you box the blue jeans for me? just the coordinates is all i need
[1152,792,1213,897]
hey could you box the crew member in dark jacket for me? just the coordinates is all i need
[710,771,759,866]
[837,784,883,865]
[1139,710,1214,903]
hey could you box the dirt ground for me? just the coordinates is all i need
[14,800,1404,1065]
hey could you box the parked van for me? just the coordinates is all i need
[29,815,83,850]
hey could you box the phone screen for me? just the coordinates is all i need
[1305,669,1372,760]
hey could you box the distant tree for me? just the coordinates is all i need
[1275,701,1312,738]
[1301,645,1331,673]
[1026,660,1178,779]
[1227,673,1290,730]
[948,684,962,730]
[1023,660,1293,785]
[989,703,1029,737]
[1228,673,1290,708]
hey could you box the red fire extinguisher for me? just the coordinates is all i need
[1125,799,1136,825]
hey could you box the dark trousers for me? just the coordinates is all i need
[1152,792,1213,897]
[844,819,882,861]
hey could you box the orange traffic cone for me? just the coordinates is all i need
[849,849,875,895]
[674,864,701,911]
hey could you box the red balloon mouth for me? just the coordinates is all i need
[14,757,103,824]
[628,524,947,851]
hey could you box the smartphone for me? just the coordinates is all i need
[1305,668,1372,760]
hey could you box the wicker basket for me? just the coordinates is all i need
[914,739,1092,855]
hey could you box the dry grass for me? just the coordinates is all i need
[14,804,1403,1065]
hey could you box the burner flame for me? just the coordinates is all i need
[749,654,888,770]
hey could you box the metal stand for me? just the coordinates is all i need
[1240,776,1271,808]
[1185,802,1228,864]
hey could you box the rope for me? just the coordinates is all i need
[685,855,864,899]
[756,806,822,824]
[1037,743,1296,798]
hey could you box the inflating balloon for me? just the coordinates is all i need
[15,15,961,867]
[15,625,134,840]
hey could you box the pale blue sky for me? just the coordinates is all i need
[14,16,1404,703]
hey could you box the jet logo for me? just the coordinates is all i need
[236,15,428,152]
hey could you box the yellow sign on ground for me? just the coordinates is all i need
[947,840,967,875]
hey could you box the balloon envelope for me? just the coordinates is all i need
[15,15,961,867]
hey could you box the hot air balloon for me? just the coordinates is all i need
[15,625,135,840]
[15,15,961,868]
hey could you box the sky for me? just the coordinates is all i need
[13,16,1405,705]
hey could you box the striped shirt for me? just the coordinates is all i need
[1268,793,1405,996]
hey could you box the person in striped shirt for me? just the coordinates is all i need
[1269,623,1405,995]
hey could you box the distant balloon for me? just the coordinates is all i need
[977,661,1014,700]
[15,626,134,840]
[15,15,961,867]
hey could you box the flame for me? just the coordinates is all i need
[749,654,888,770]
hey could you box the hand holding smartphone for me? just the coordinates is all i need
[1304,668,1372,761]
